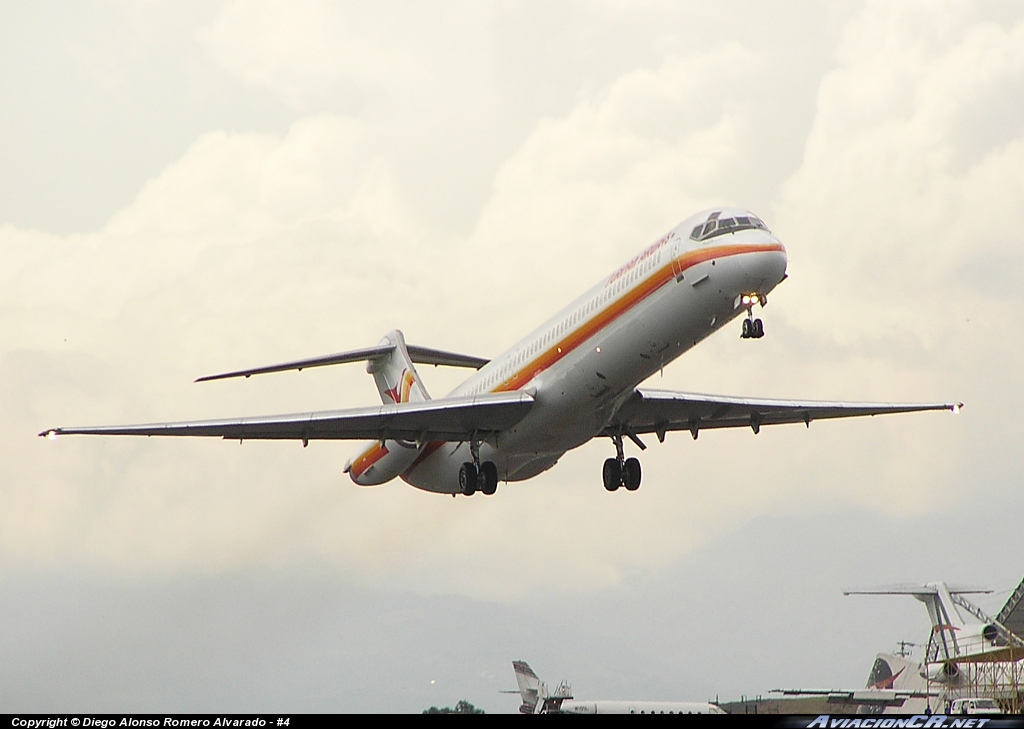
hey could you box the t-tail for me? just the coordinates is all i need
[187,326,485,487]
[511,660,572,714]
[845,582,1024,683]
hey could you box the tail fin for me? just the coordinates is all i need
[367,330,430,404]
[512,661,543,714]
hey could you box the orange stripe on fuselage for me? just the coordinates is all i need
[402,241,783,478]
[493,242,783,392]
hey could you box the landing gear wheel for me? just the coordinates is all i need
[742,317,765,339]
[459,462,478,496]
[622,457,642,491]
[602,458,622,491]
[479,461,498,495]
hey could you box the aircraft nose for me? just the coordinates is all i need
[765,245,787,288]
[741,240,787,292]
[770,241,787,281]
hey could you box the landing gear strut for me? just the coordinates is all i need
[460,438,498,496]
[603,434,641,492]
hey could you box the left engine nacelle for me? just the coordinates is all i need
[346,439,423,485]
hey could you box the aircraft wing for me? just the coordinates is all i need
[40,391,533,443]
[605,388,961,440]
[772,689,938,706]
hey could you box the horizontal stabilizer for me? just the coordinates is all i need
[844,584,992,597]
[405,345,489,369]
[196,342,488,382]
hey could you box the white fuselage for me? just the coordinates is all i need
[349,208,787,493]
[559,700,726,715]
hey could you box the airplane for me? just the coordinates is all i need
[845,583,1024,686]
[40,207,961,496]
[509,660,725,714]
[780,582,1024,714]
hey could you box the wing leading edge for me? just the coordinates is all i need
[605,389,961,439]
[41,391,533,443]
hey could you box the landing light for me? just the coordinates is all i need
[953,403,962,414]
[46,430,58,440]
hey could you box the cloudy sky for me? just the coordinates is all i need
[3,0,1023,714]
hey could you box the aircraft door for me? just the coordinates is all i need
[670,235,686,282]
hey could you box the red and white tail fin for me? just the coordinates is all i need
[367,330,431,404]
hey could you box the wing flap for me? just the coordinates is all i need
[605,388,961,437]
[41,391,532,442]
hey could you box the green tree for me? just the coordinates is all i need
[423,699,485,714]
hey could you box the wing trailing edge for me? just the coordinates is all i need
[605,388,961,439]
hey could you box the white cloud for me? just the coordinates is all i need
[461,47,757,342]
[2,1,1021,603]
[202,0,494,113]
[764,0,1024,520]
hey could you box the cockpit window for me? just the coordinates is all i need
[689,212,770,241]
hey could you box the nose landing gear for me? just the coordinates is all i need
[741,316,764,339]
[602,434,642,491]
[739,293,766,339]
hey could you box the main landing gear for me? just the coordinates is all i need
[603,434,641,492]
[459,438,498,496]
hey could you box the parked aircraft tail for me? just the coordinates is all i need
[512,660,543,714]
[511,660,573,714]
[845,582,1022,666]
